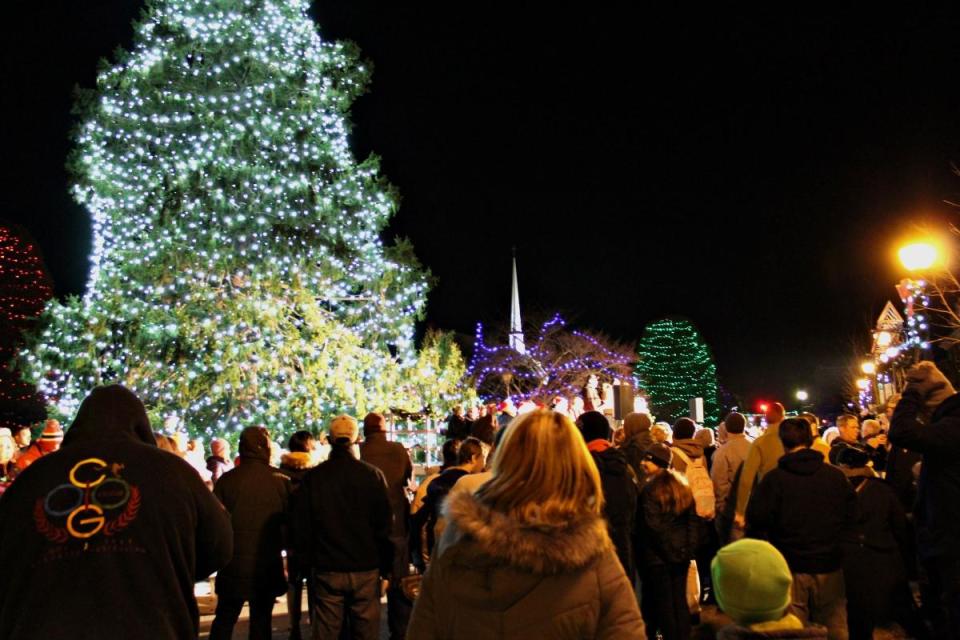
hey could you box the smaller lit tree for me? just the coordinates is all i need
[636,318,720,424]
[396,329,476,418]
[0,225,53,430]
[468,314,634,404]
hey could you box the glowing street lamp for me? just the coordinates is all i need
[861,361,876,375]
[795,390,809,402]
[856,378,870,391]
[876,331,893,348]
[898,242,939,272]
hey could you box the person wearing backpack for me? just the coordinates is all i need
[671,418,717,607]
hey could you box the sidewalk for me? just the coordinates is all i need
[196,583,390,639]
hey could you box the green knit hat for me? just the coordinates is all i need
[711,539,793,625]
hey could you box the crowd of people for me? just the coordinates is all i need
[0,359,957,640]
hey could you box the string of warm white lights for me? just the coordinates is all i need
[20,0,430,438]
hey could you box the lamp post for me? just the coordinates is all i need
[795,389,809,411]
[897,240,939,363]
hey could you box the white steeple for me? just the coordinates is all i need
[509,249,525,354]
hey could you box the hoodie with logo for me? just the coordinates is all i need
[0,385,233,640]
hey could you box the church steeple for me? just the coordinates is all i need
[509,248,525,354]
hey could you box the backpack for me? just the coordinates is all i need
[673,448,716,520]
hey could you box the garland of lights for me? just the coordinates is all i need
[635,318,720,424]
[20,0,432,439]
[467,313,634,403]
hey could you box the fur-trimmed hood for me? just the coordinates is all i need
[440,488,613,575]
[280,451,313,470]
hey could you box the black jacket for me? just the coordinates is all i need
[214,428,291,600]
[360,431,413,537]
[621,431,655,483]
[0,386,233,640]
[445,414,470,440]
[636,477,699,568]
[890,389,960,559]
[843,470,907,553]
[293,444,393,575]
[746,448,856,574]
[590,445,638,578]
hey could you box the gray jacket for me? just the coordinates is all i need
[711,433,752,512]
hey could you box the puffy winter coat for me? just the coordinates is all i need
[589,443,638,579]
[407,490,645,639]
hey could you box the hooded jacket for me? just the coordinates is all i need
[620,414,654,481]
[669,438,704,474]
[746,448,856,574]
[279,451,314,489]
[213,426,291,600]
[406,490,645,639]
[889,387,960,559]
[360,430,413,538]
[587,442,638,579]
[0,385,233,640]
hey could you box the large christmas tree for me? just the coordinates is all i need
[635,318,720,424]
[22,0,429,437]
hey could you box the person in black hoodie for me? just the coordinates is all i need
[293,415,393,640]
[747,418,857,640]
[577,410,639,583]
[278,430,316,640]
[0,385,233,640]
[360,412,414,639]
[210,425,291,640]
[889,361,960,639]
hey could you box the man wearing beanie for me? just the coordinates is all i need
[293,415,393,639]
[359,412,414,638]
[889,360,960,638]
[713,539,827,639]
[210,426,291,640]
[576,410,638,581]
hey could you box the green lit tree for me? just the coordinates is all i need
[636,318,720,424]
[21,0,429,439]
[395,329,476,419]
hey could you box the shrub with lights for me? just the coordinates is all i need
[468,314,634,404]
[20,0,430,438]
[0,225,53,430]
[636,318,720,424]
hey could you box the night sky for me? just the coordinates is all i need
[4,4,960,411]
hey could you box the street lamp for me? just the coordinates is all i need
[896,239,942,363]
[898,242,939,272]
[861,361,876,375]
[795,390,808,402]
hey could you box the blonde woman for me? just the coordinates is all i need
[407,410,645,639]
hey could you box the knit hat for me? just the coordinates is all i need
[363,412,386,437]
[38,419,63,452]
[210,438,229,458]
[576,410,611,443]
[330,415,359,443]
[642,442,673,469]
[712,539,793,625]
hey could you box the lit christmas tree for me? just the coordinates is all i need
[0,225,53,430]
[21,0,428,437]
[635,318,720,424]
